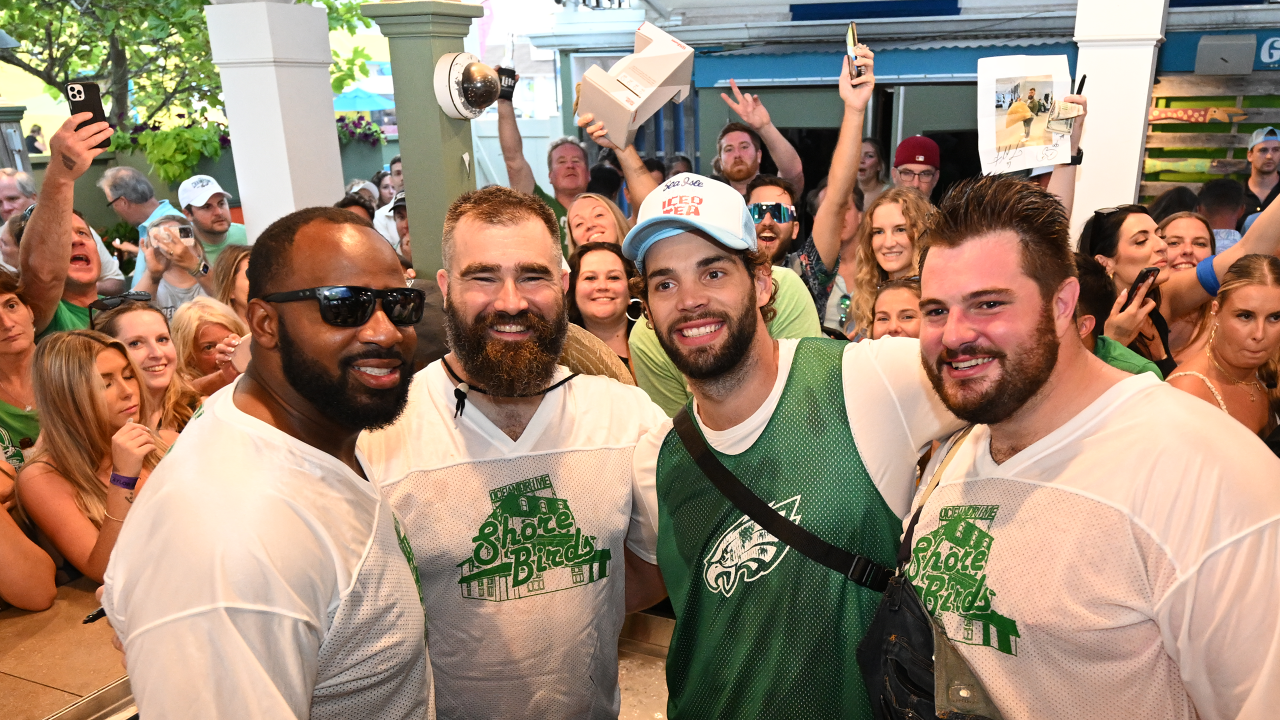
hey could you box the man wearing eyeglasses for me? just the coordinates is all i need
[103,206,436,719]
[891,135,940,202]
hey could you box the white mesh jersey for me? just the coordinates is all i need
[908,373,1280,720]
[358,362,668,720]
[103,384,434,720]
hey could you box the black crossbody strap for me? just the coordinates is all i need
[672,408,893,592]
[896,425,974,568]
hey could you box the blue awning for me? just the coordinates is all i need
[693,40,1078,88]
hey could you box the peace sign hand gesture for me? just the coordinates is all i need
[721,79,772,131]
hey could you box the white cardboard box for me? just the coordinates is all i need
[577,22,693,149]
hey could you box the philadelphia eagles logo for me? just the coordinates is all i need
[703,496,801,597]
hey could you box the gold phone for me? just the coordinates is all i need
[846,22,865,78]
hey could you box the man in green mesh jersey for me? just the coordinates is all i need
[623,49,962,719]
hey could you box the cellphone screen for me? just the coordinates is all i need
[846,23,865,78]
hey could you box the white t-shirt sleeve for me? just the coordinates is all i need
[1155,520,1280,720]
[843,337,963,518]
[92,227,125,282]
[123,608,321,720]
[627,418,672,565]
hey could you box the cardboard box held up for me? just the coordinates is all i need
[577,22,693,149]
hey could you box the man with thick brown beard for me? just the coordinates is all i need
[715,79,805,197]
[905,175,1280,718]
[358,185,668,720]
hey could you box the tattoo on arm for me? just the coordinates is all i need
[60,154,76,171]
[125,492,135,504]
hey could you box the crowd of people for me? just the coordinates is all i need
[0,44,1277,720]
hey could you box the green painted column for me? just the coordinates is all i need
[362,0,485,276]
[0,104,31,173]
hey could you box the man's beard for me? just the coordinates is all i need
[723,157,758,183]
[444,295,568,396]
[924,303,1059,426]
[277,320,413,432]
[655,291,758,381]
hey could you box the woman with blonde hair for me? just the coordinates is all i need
[15,331,169,583]
[848,186,931,338]
[213,244,251,325]
[95,301,203,432]
[1156,211,1216,363]
[171,296,249,395]
[1169,254,1280,439]
[566,192,631,254]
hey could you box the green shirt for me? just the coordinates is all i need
[629,266,824,416]
[0,400,38,469]
[200,223,249,266]
[654,338,898,719]
[533,185,570,258]
[1093,334,1164,380]
[36,299,91,341]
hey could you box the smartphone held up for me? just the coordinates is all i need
[846,23,866,78]
[64,82,111,150]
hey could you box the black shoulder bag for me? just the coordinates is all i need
[672,407,893,592]
[855,427,1006,720]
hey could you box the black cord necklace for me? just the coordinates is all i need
[441,358,578,418]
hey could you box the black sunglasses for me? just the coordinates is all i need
[748,202,795,224]
[1093,204,1148,218]
[88,291,153,329]
[262,286,426,327]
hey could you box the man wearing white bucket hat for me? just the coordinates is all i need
[178,174,248,265]
[623,49,963,720]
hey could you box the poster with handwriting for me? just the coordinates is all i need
[978,55,1073,175]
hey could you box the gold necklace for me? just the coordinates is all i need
[1207,324,1263,402]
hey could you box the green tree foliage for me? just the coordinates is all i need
[0,0,372,131]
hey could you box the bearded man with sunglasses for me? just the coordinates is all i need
[103,207,436,719]
[358,185,668,720]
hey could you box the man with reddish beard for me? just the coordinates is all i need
[623,55,962,718]
[716,79,805,196]
[358,185,667,720]
[902,175,1280,718]
[19,114,114,339]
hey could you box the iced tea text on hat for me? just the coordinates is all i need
[622,173,757,273]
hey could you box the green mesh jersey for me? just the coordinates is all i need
[654,338,902,719]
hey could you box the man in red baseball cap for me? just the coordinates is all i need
[892,135,940,201]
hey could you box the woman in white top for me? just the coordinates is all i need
[1168,254,1280,438]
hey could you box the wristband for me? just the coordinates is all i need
[1196,256,1220,297]
[1068,147,1084,166]
[497,67,517,102]
[110,472,139,491]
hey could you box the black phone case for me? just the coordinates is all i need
[64,82,111,149]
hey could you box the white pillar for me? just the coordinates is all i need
[1069,0,1170,243]
[205,1,343,241]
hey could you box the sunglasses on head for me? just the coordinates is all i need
[748,202,795,225]
[262,286,426,327]
[1093,204,1148,218]
[88,291,153,329]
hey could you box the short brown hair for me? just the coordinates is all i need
[745,174,798,206]
[718,122,763,156]
[443,186,561,270]
[922,175,1075,302]
[629,232,778,325]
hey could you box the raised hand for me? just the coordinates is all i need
[721,79,772,131]
[47,114,112,181]
[577,112,620,151]
[841,46,875,112]
[149,226,202,275]
[111,420,157,479]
